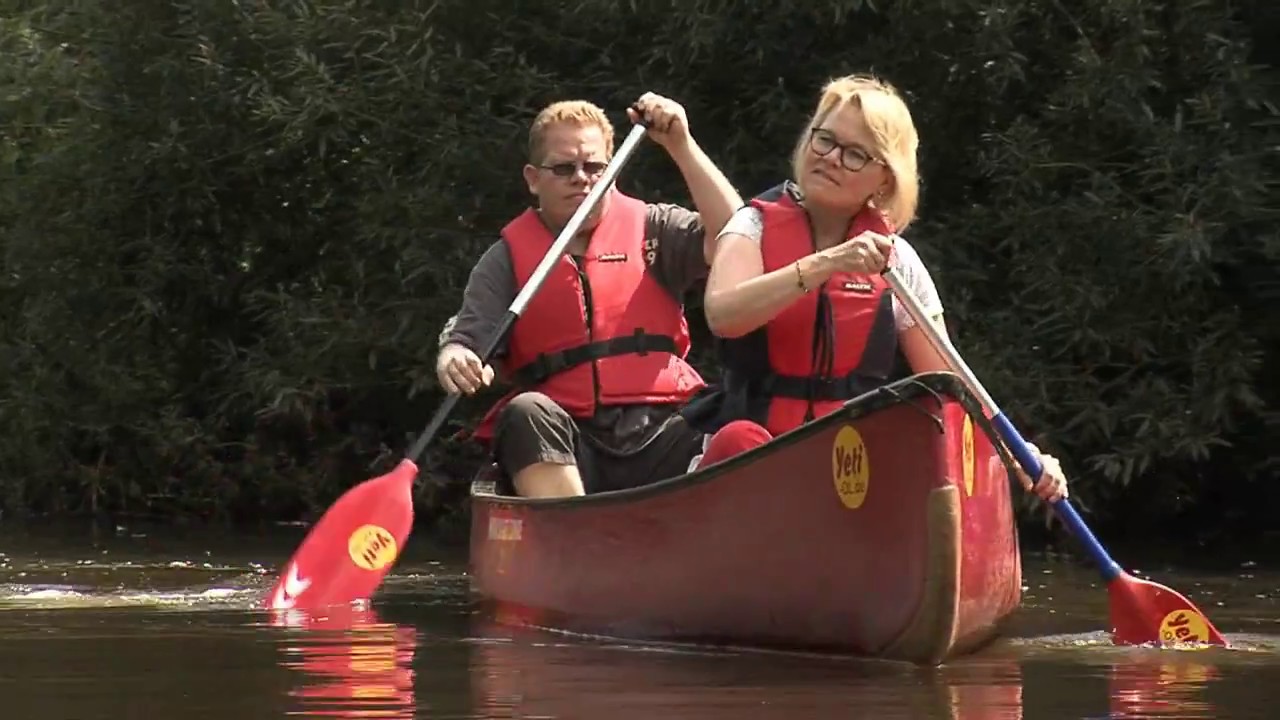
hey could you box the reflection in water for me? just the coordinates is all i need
[468,620,1027,719]
[1107,652,1220,719]
[943,663,1025,720]
[272,603,418,718]
[460,618,1273,719]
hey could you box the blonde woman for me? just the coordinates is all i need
[687,74,1067,502]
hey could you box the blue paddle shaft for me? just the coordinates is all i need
[881,267,1123,582]
[990,413,1123,581]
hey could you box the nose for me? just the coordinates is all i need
[817,148,842,170]
[569,166,591,184]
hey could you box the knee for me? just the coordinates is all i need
[492,392,579,489]
[494,392,574,453]
[497,392,566,426]
[717,419,772,446]
[695,420,772,469]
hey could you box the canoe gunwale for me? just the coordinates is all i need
[469,370,1021,505]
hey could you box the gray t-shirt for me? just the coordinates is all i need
[438,202,710,455]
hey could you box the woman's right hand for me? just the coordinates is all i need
[821,230,895,274]
[436,343,495,395]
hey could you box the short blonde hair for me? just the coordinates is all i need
[528,100,615,164]
[790,74,921,231]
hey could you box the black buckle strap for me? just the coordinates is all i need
[757,371,876,402]
[510,329,679,387]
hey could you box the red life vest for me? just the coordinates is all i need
[472,190,706,441]
[713,184,900,436]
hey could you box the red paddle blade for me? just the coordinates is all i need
[1108,572,1229,647]
[265,458,417,611]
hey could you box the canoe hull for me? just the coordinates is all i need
[467,373,1023,665]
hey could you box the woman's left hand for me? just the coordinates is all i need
[1014,442,1069,503]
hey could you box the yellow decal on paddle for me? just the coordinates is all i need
[962,414,976,497]
[832,425,869,509]
[1159,609,1210,644]
[347,524,398,571]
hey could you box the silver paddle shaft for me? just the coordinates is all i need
[881,267,1000,418]
[509,123,650,316]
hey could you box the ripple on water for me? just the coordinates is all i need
[1009,630,1280,664]
[0,554,275,611]
[0,582,262,610]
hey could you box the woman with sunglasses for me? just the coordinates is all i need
[686,74,1068,504]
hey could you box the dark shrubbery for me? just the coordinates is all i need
[1,1,1275,545]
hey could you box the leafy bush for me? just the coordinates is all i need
[1,0,1274,545]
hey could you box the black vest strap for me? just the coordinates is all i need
[753,371,880,402]
[509,329,678,387]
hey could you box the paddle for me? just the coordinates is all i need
[265,120,653,612]
[881,265,1229,648]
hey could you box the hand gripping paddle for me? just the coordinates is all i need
[882,264,1229,648]
[265,121,653,611]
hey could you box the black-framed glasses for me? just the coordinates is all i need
[808,128,881,172]
[539,160,609,178]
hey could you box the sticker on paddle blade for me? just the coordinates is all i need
[961,414,976,497]
[1159,609,1211,645]
[832,425,869,509]
[348,524,399,571]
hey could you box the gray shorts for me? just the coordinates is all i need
[491,392,704,495]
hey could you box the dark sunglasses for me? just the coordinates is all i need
[539,160,609,178]
[808,128,882,172]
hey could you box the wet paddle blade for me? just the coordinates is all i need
[265,458,417,611]
[1108,571,1229,647]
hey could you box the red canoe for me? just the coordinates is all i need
[466,372,1024,665]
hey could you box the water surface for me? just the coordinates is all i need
[0,526,1276,719]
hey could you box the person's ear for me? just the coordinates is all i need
[522,164,540,196]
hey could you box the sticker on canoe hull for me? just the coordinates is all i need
[832,425,869,509]
[487,516,523,577]
[962,414,976,497]
[487,516,523,541]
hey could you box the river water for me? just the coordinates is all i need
[0,524,1276,719]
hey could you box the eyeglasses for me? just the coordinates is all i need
[539,160,609,178]
[808,128,882,172]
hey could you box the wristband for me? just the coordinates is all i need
[795,260,810,293]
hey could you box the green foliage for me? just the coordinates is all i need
[0,0,1275,542]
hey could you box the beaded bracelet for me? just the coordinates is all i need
[794,260,809,293]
